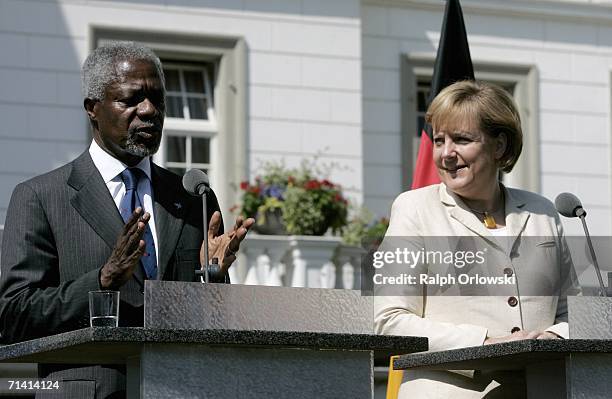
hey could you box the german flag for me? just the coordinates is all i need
[411,0,474,189]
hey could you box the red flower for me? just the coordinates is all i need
[304,180,321,190]
[240,181,249,190]
[250,186,261,195]
[322,179,333,187]
[334,193,342,202]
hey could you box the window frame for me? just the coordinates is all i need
[159,61,218,179]
[163,62,218,124]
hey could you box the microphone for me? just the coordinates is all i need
[555,192,586,218]
[555,192,606,297]
[182,169,210,196]
[182,169,211,283]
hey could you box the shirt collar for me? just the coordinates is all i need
[89,140,152,183]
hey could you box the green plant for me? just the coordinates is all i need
[283,179,348,235]
[342,207,389,246]
[341,208,372,246]
[236,160,349,235]
[237,162,290,221]
[365,217,389,243]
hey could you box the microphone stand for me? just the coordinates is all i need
[195,187,210,283]
[578,210,606,297]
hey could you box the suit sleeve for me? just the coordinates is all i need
[0,183,100,343]
[373,193,488,353]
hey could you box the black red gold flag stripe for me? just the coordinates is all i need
[411,0,474,189]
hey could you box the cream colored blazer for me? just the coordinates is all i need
[374,183,580,398]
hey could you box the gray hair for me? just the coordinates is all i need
[81,41,165,101]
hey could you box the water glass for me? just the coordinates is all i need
[88,290,120,327]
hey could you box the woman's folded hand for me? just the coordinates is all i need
[484,330,560,345]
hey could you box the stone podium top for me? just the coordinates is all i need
[394,339,612,372]
[0,327,428,365]
[145,281,375,334]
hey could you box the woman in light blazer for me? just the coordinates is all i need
[374,81,580,398]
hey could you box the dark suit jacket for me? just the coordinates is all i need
[0,151,222,398]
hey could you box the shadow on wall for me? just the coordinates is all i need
[0,1,87,225]
[99,0,361,19]
[0,0,84,387]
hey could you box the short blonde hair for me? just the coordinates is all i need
[425,80,523,173]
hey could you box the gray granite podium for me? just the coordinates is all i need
[0,282,427,398]
[393,297,612,398]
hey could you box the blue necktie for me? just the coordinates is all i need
[119,168,158,279]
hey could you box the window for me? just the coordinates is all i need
[165,64,216,122]
[401,57,539,192]
[416,80,430,137]
[159,62,217,177]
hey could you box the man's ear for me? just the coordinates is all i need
[84,98,100,132]
[84,98,97,121]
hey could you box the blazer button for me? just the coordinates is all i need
[511,326,521,333]
[503,267,513,277]
[508,296,518,307]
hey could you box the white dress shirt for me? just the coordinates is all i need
[89,140,159,267]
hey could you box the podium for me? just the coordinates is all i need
[0,282,427,398]
[393,297,612,398]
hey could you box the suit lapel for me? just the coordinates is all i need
[504,186,530,253]
[439,184,492,238]
[68,152,124,250]
[152,164,188,279]
[438,183,531,255]
[68,151,145,287]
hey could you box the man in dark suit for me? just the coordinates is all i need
[0,42,253,398]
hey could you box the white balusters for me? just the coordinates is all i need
[335,245,365,290]
[238,235,365,290]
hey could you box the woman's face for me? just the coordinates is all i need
[432,117,505,200]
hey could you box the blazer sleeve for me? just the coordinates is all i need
[545,213,582,339]
[373,193,488,352]
[0,183,100,343]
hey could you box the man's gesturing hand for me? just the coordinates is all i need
[201,211,255,274]
[100,207,149,289]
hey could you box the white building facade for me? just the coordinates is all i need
[0,0,611,275]
[2,0,612,395]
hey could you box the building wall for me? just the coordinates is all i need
[1,0,611,238]
[361,0,612,240]
[0,0,363,224]
[0,0,611,392]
